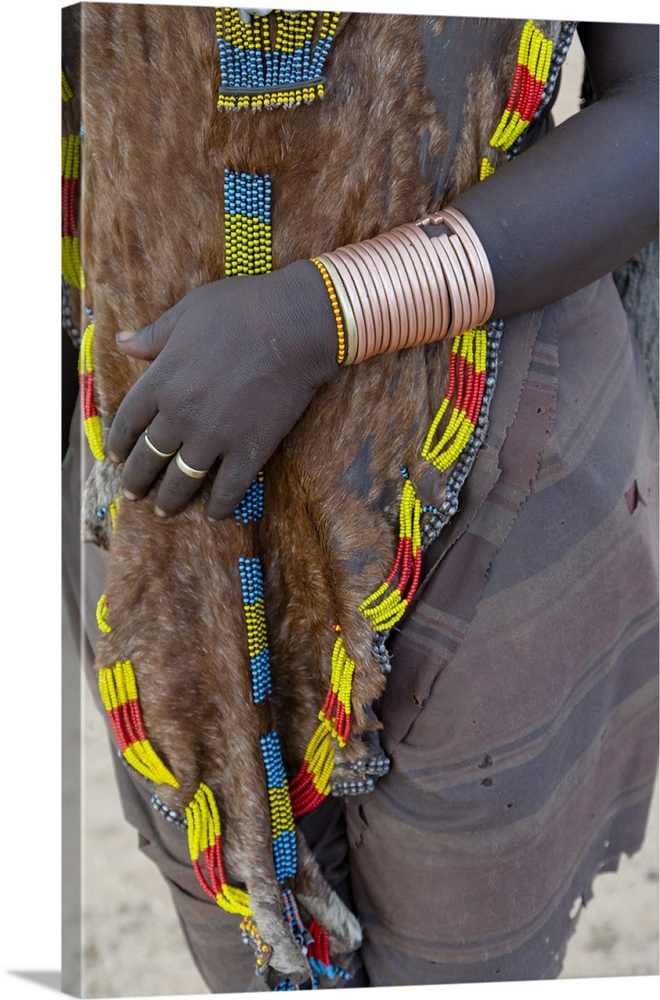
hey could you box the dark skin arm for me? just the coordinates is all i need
[451,21,659,317]
[108,21,658,520]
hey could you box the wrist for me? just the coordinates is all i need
[279,258,342,386]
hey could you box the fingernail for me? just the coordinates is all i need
[154,506,168,518]
[109,451,121,463]
[122,488,137,501]
[116,330,134,343]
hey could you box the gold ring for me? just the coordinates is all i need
[144,429,177,459]
[175,450,208,479]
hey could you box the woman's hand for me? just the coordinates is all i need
[107,259,339,519]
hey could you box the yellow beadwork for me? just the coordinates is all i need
[240,916,271,965]
[479,158,496,181]
[243,597,268,659]
[224,214,273,276]
[359,478,423,632]
[98,660,180,788]
[62,70,73,102]
[489,20,553,151]
[78,324,105,461]
[186,782,221,857]
[421,327,487,472]
[186,783,253,916]
[62,134,85,289]
[267,786,295,836]
[61,136,80,183]
[303,723,334,796]
[216,8,338,110]
[318,634,356,747]
[109,499,119,533]
[61,235,85,289]
[96,594,112,633]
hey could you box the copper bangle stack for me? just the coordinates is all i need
[316,207,495,365]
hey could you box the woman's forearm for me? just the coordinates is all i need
[449,21,658,319]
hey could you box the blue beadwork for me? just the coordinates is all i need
[234,472,265,523]
[261,731,297,883]
[239,556,272,703]
[218,11,336,92]
[281,887,309,943]
[224,169,272,278]
[309,957,351,981]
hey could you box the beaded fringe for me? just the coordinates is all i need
[216,8,340,110]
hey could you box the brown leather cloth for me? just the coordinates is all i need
[63,273,659,989]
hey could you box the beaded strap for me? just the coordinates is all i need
[96,602,254,917]
[222,154,339,978]
[235,470,265,523]
[261,732,297,884]
[288,625,360,817]
[359,472,423,632]
[62,132,85,290]
[241,915,273,970]
[224,170,273,276]
[78,324,105,461]
[314,20,567,682]
[288,721,335,818]
[318,630,356,747]
[239,556,272,703]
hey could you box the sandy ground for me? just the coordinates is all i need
[63,30,659,1000]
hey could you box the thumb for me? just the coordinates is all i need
[115,300,185,360]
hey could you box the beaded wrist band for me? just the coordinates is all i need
[311,257,357,365]
[315,207,494,364]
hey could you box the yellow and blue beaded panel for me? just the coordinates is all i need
[216,8,340,110]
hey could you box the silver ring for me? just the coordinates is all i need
[175,450,208,479]
[144,429,177,459]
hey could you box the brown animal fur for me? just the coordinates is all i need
[69,4,563,979]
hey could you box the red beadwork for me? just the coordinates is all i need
[192,858,218,900]
[385,538,405,587]
[505,64,523,113]
[107,707,129,753]
[320,686,337,719]
[80,371,99,420]
[289,764,327,818]
[127,698,148,743]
